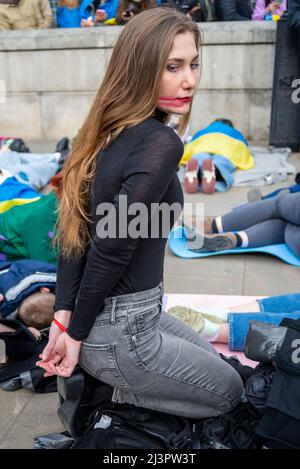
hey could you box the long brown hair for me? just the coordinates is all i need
[58,7,201,258]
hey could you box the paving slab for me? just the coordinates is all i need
[0,389,34,444]
[165,249,245,278]
[0,391,64,449]
[243,255,300,296]
[165,273,244,295]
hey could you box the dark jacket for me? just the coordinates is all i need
[0,259,56,318]
[216,0,252,21]
[288,0,300,29]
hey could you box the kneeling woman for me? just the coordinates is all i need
[37,8,243,419]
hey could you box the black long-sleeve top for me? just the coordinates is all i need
[54,116,184,340]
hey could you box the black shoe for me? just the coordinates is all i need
[58,148,70,167]
[9,138,30,153]
[55,137,69,154]
[55,137,70,167]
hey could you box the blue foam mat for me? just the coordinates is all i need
[168,227,300,266]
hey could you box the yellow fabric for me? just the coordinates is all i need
[181,133,254,170]
[0,197,41,214]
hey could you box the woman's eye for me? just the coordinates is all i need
[167,65,178,72]
[167,63,199,72]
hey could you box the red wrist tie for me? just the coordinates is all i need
[53,318,67,332]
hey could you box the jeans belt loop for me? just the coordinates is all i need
[110,297,117,325]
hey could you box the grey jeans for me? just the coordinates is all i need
[79,283,243,419]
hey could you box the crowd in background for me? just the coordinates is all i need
[0,0,290,30]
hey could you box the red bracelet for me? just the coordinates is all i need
[52,318,67,332]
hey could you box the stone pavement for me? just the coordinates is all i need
[0,143,299,448]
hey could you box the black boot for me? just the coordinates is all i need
[9,138,30,153]
[55,137,70,168]
[58,148,70,167]
[55,137,69,153]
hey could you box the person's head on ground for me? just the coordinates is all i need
[17,288,55,330]
[59,7,201,258]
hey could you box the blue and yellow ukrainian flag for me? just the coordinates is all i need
[181,122,254,170]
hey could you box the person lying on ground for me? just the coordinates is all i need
[0,192,58,263]
[168,291,300,350]
[0,262,57,367]
[185,192,300,258]
[183,118,245,194]
[0,289,54,331]
[181,117,253,194]
[0,137,69,191]
[0,259,56,325]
